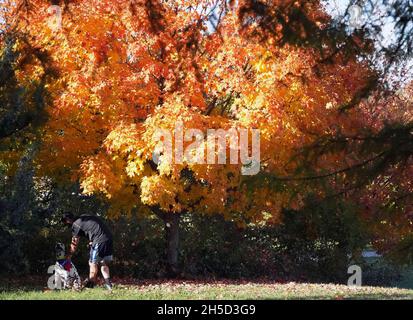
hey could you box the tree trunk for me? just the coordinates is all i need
[150,206,182,277]
[164,213,181,277]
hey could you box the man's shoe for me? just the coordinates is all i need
[104,278,113,291]
[83,278,95,289]
[104,282,113,291]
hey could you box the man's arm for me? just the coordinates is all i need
[67,236,80,258]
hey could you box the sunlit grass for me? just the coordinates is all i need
[1,280,413,300]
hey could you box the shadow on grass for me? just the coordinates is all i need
[2,276,413,300]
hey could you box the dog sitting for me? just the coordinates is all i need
[54,242,82,290]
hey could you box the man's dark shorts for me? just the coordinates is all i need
[89,240,113,264]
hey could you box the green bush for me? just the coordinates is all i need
[175,197,368,282]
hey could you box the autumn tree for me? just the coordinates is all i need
[2,0,379,273]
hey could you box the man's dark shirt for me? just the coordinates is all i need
[72,215,112,245]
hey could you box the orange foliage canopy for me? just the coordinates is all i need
[2,0,374,224]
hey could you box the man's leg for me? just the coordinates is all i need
[101,262,110,279]
[89,261,99,282]
[101,259,112,290]
[100,240,113,290]
[84,244,99,288]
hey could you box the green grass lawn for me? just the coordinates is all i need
[1,279,413,300]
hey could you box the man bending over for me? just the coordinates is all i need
[62,213,113,290]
